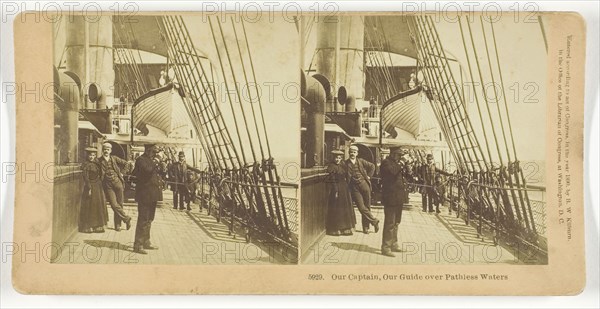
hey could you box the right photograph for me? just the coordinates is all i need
[300,14,548,265]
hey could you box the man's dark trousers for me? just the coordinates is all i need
[173,187,189,209]
[422,187,434,212]
[134,201,157,248]
[104,181,129,228]
[350,180,378,231]
[382,202,403,252]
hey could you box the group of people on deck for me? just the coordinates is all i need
[78,142,133,235]
[78,142,200,255]
[325,145,450,257]
[161,151,202,211]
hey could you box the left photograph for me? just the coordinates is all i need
[51,14,300,265]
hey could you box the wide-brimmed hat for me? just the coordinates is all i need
[84,147,98,153]
[331,150,344,156]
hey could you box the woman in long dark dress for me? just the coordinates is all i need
[326,150,356,236]
[79,147,108,233]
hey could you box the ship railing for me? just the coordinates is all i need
[444,177,547,263]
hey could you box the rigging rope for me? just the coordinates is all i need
[489,19,537,234]
[208,16,250,166]
[157,16,295,240]
[231,18,266,160]
[413,17,480,173]
[242,19,274,158]
[466,18,505,167]
[479,17,526,229]
[162,17,236,171]
[177,16,241,171]
[407,15,540,241]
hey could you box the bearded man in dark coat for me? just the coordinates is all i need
[132,144,162,254]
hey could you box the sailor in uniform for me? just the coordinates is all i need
[132,144,162,254]
[379,148,408,257]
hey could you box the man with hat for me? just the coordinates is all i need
[97,142,132,231]
[345,144,380,234]
[379,148,408,257]
[131,143,162,254]
[420,153,451,213]
[169,151,201,211]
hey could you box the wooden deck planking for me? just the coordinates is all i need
[53,191,294,265]
[303,193,519,265]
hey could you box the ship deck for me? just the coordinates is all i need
[53,191,296,265]
[54,191,522,265]
[302,193,521,265]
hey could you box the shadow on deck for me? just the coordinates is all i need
[52,191,297,265]
[302,193,520,265]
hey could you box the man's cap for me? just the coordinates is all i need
[391,148,405,155]
[426,153,434,159]
[349,145,359,151]
[85,147,98,153]
[331,149,344,156]
[144,143,157,151]
[178,151,185,157]
[102,142,112,149]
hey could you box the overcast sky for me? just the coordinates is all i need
[301,15,547,162]
[184,16,300,172]
[437,15,547,162]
